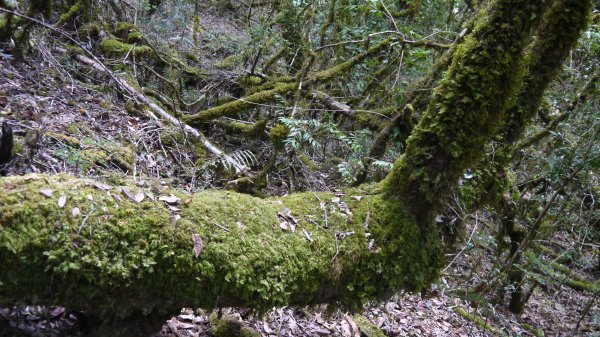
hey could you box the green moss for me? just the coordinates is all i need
[182,82,297,125]
[269,124,288,150]
[500,0,592,145]
[12,138,24,156]
[115,22,137,36]
[58,0,83,23]
[238,75,264,87]
[211,315,261,337]
[454,307,503,336]
[100,39,151,58]
[352,315,387,337]
[382,0,548,225]
[0,174,442,318]
[219,120,267,137]
[80,22,102,38]
[215,54,242,70]
[309,39,391,84]
[48,132,134,172]
[522,323,544,337]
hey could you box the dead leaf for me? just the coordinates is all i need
[145,191,155,201]
[168,205,181,212]
[340,320,352,336]
[263,322,273,334]
[134,189,145,203]
[94,182,112,191]
[345,315,360,337]
[192,234,203,258]
[39,189,53,197]
[159,194,181,204]
[25,173,40,181]
[351,195,363,201]
[57,194,67,208]
[71,207,81,218]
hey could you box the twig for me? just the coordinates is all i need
[443,211,479,273]
[212,221,231,233]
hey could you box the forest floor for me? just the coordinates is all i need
[1,50,599,337]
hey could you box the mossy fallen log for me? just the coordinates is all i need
[182,39,392,125]
[0,174,442,327]
[453,307,504,336]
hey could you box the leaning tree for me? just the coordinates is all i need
[0,0,592,335]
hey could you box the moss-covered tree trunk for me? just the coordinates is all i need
[0,0,591,335]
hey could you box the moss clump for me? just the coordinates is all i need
[215,54,242,70]
[182,82,297,125]
[352,315,387,337]
[0,174,442,318]
[100,39,151,58]
[48,132,134,172]
[219,120,267,137]
[522,323,544,337]
[210,315,261,337]
[79,22,103,39]
[454,307,502,336]
[238,75,264,87]
[269,124,288,150]
[58,0,85,23]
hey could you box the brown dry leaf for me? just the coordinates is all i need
[159,194,181,204]
[39,189,53,197]
[192,234,203,258]
[57,194,67,208]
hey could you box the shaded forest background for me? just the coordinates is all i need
[0,0,599,336]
